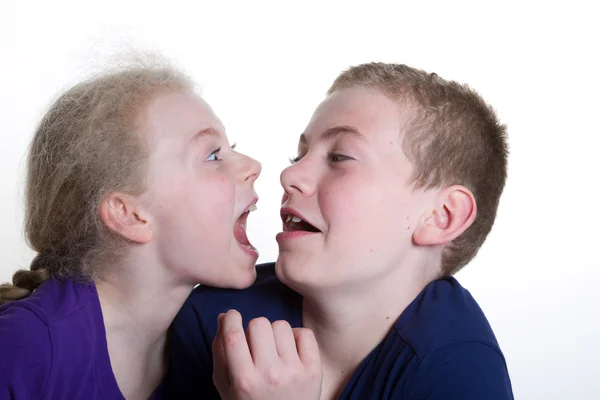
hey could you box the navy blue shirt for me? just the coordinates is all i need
[166,263,513,399]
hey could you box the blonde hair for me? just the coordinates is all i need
[0,57,192,305]
[329,62,508,276]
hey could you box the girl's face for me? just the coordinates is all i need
[142,90,261,288]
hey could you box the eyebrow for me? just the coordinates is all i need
[190,127,220,143]
[299,125,365,144]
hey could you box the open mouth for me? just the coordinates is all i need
[234,204,258,254]
[281,211,321,233]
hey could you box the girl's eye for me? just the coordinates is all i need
[289,155,302,165]
[206,147,222,161]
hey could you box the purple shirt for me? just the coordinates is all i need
[0,278,164,400]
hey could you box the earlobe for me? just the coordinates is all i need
[99,193,152,244]
[413,186,477,246]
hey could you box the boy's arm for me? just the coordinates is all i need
[406,341,514,400]
[165,295,221,399]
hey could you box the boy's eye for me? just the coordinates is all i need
[289,153,352,164]
[328,153,351,162]
[206,147,222,161]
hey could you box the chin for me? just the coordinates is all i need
[275,255,318,294]
[226,262,257,289]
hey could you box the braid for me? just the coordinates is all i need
[0,254,50,305]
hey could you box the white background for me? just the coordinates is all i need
[1,1,598,398]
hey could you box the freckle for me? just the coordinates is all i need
[386,316,390,320]
[389,141,393,145]
[370,248,373,252]
[407,225,410,230]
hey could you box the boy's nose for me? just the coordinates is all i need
[280,160,315,197]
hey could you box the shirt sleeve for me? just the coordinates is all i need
[406,341,514,400]
[0,305,52,400]
[164,295,221,399]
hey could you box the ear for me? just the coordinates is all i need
[413,185,477,246]
[99,193,152,244]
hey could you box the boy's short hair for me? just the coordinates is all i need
[328,63,508,275]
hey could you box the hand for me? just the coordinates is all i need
[212,310,322,400]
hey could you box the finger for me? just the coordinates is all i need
[212,313,230,390]
[220,310,255,379]
[271,320,299,362]
[246,317,279,367]
[293,328,321,369]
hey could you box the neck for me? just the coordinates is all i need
[95,250,194,399]
[302,263,439,399]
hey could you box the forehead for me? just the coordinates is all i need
[302,87,408,143]
[143,90,224,140]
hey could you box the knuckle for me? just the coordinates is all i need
[233,376,256,396]
[223,330,244,348]
[299,327,315,337]
[266,367,282,387]
[300,359,321,380]
[308,367,322,382]
[295,327,312,341]
[272,319,292,331]
[248,317,270,331]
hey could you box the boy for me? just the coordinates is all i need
[166,62,513,399]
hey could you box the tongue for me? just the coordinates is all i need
[234,212,252,246]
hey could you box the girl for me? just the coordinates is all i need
[0,57,263,399]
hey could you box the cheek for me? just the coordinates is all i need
[152,172,236,228]
[200,176,237,218]
[321,177,381,236]
[323,177,412,245]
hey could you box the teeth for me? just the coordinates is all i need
[247,204,257,212]
[285,215,303,224]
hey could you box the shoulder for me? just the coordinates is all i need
[3,278,98,325]
[0,301,50,343]
[389,277,513,398]
[0,277,100,381]
[405,341,513,399]
[178,262,302,331]
[0,304,52,399]
[394,276,502,357]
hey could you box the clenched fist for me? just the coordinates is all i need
[212,310,322,400]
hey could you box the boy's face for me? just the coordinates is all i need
[142,91,261,289]
[276,87,436,294]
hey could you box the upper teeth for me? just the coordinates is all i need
[247,204,257,212]
[286,215,302,223]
